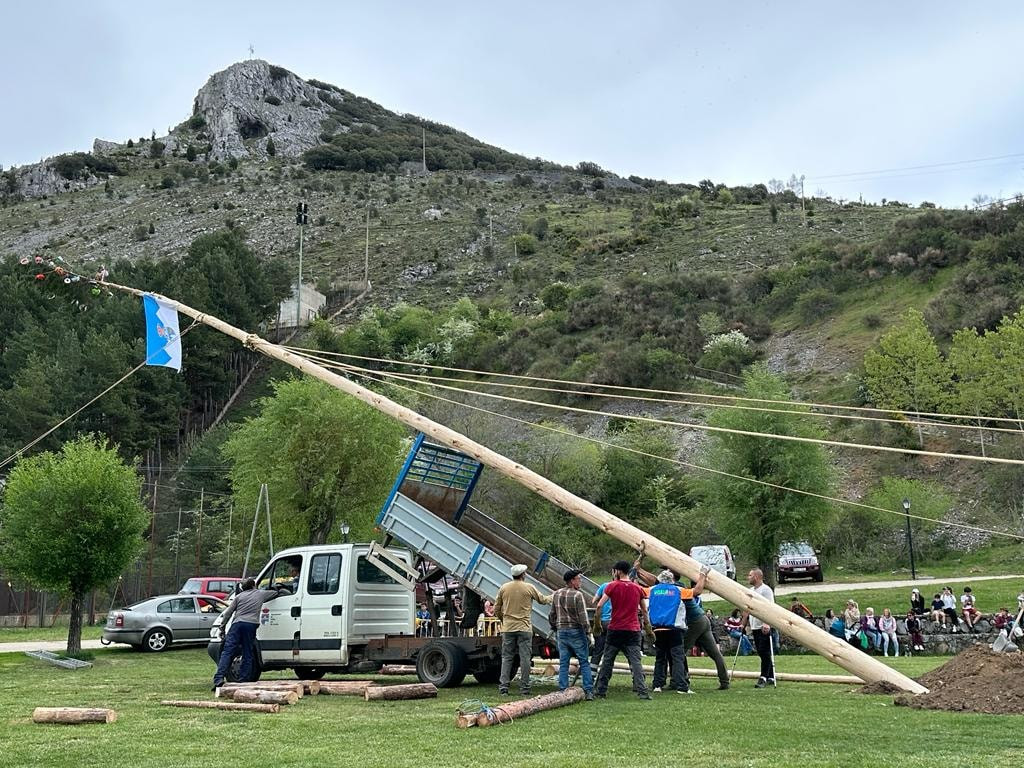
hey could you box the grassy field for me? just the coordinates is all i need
[0,646,1020,768]
[0,625,104,643]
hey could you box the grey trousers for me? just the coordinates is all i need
[499,630,533,693]
[683,614,729,685]
[595,629,648,696]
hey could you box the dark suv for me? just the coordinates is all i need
[776,541,823,583]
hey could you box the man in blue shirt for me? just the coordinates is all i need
[590,581,613,668]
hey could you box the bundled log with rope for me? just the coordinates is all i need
[95,280,927,695]
[475,688,584,728]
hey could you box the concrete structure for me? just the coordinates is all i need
[276,282,326,328]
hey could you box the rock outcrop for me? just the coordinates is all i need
[193,59,332,161]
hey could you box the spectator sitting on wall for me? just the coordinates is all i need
[930,593,947,627]
[960,586,980,632]
[789,597,814,621]
[906,611,925,652]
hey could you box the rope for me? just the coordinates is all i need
[458,698,513,725]
[295,351,1024,468]
[281,345,1024,426]
[0,320,199,472]
[339,365,1024,542]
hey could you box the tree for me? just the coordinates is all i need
[221,377,405,547]
[862,309,950,446]
[697,365,834,585]
[0,436,147,653]
[948,328,998,455]
[185,144,197,162]
[266,137,277,157]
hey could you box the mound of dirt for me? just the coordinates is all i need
[875,646,1024,715]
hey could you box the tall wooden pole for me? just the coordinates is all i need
[100,280,927,694]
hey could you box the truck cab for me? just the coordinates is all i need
[208,543,415,680]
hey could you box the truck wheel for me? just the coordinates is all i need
[813,571,824,583]
[416,641,467,688]
[295,667,327,680]
[225,655,262,683]
[472,665,500,684]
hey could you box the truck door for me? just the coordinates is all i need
[254,555,304,664]
[298,551,347,664]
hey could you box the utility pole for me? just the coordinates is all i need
[173,507,182,587]
[902,498,916,580]
[421,127,427,174]
[364,205,370,285]
[225,502,233,571]
[489,214,493,243]
[296,201,308,327]
[800,174,806,225]
[194,488,204,575]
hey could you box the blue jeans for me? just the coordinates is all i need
[557,628,593,693]
[213,621,258,686]
[728,629,752,655]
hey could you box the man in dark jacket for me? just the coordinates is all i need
[212,578,287,689]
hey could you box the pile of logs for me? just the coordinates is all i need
[159,679,438,715]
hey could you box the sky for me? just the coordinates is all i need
[3,2,1024,207]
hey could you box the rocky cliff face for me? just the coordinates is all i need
[193,59,332,160]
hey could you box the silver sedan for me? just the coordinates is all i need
[102,594,228,652]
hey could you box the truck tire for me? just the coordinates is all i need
[416,641,467,688]
[294,667,327,680]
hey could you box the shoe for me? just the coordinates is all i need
[718,682,730,690]
[767,678,776,687]
[754,677,767,689]
[584,692,595,701]
[652,687,663,693]
[677,689,695,695]
[212,685,221,692]
[595,692,606,699]
[638,693,653,700]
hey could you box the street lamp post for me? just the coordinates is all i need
[340,521,350,544]
[902,498,916,580]
[295,201,308,327]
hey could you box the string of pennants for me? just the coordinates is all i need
[18,254,112,310]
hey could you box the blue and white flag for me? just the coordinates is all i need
[143,294,182,371]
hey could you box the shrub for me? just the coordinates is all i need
[149,140,166,158]
[160,174,177,189]
[794,287,840,322]
[540,282,570,311]
[266,137,277,156]
[512,233,539,255]
[185,145,197,162]
[264,94,282,106]
[269,65,289,80]
[131,223,149,241]
[188,114,206,130]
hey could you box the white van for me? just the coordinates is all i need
[208,543,415,678]
[688,544,737,580]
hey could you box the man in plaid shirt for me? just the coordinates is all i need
[549,569,594,700]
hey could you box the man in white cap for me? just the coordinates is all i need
[494,563,552,696]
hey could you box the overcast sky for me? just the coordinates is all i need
[4,2,1023,206]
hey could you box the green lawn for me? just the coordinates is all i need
[0,647,1020,767]
[0,625,104,643]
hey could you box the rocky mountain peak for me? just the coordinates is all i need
[192,59,332,160]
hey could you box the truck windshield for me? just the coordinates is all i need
[180,578,202,593]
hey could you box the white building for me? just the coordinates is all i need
[276,282,326,328]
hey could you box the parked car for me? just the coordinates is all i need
[776,541,823,583]
[180,576,242,599]
[102,594,228,652]
[688,544,736,580]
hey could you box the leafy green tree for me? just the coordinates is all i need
[989,310,1024,428]
[0,436,147,653]
[222,377,405,546]
[863,477,952,561]
[266,137,277,157]
[949,328,999,455]
[697,365,834,585]
[863,309,951,445]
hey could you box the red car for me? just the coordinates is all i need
[179,576,242,599]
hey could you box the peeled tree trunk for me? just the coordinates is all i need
[99,281,928,695]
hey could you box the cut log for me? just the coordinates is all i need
[318,681,377,696]
[379,664,417,675]
[231,689,299,705]
[476,688,584,727]
[217,681,305,697]
[455,712,479,729]
[297,680,321,695]
[562,659,861,685]
[160,700,279,713]
[364,683,437,701]
[32,707,117,724]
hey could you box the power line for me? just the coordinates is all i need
[297,352,1024,467]
[342,365,1024,543]
[806,151,1024,181]
[281,346,1024,426]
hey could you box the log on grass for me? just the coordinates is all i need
[32,707,117,724]
[231,689,299,705]
[476,688,584,727]
[379,664,417,675]
[455,712,479,729]
[364,683,437,701]
[218,681,305,697]
[568,660,861,685]
[318,681,377,696]
[161,700,279,713]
